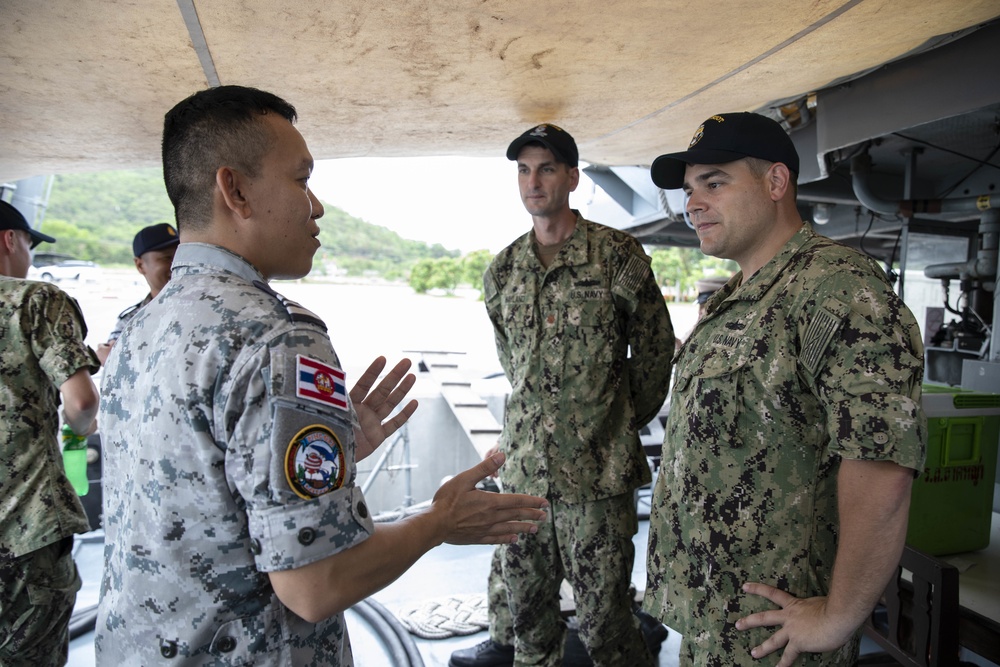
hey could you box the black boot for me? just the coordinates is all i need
[636,608,669,655]
[449,639,515,667]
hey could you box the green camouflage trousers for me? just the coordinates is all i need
[499,493,653,667]
[487,548,515,645]
[678,628,860,666]
[0,536,81,667]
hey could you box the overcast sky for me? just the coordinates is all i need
[309,156,596,254]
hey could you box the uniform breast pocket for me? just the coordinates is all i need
[675,342,753,451]
[502,302,537,370]
[571,299,616,365]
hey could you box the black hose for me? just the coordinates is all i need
[69,603,99,640]
[368,598,424,667]
[350,599,425,667]
[350,600,408,663]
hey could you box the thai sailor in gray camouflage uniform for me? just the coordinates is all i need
[95,222,179,365]
[0,200,101,666]
[644,112,927,666]
[456,124,675,667]
[96,85,549,666]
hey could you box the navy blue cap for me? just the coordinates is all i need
[0,200,56,249]
[133,223,179,257]
[507,124,579,167]
[650,112,799,190]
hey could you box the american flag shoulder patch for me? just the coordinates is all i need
[296,355,348,410]
[800,301,846,375]
[615,252,651,296]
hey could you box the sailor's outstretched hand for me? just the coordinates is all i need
[432,452,549,545]
[351,356,418,461]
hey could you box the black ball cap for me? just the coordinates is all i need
[506,124,579,167]
[133,222,179,258]
[650,112,799,190]
[0,200,56,249]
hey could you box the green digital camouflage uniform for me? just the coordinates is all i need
[0,277,99,665]
[644,225,927,666]
[484,213,675,667]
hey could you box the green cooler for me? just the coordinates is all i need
[905,386,1000,555]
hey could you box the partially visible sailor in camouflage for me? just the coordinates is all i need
[644,113,926,666]
[0,200,101,666]
[96,86,548,666]
[480,124,674,667]
[95,222,178,365]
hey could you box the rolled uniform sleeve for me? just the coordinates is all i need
[30,286,99,385]
[798,274,926,472]
[229,332,375,573]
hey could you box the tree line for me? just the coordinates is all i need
[38,168,733,300]
[39,168,459,276]
[407,247,734,301]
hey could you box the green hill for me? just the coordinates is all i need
[39,168,458,278]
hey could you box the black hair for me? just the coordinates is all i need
[162,85,297,231]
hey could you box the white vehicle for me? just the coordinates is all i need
[30,259,100,283]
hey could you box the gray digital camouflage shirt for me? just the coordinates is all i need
[96,243,374,666]
[106,292,151,343]
[484,214,675,502]
[644,225,927,665]
[0,278,97,558]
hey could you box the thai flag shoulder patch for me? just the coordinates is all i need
[296,354,348,410]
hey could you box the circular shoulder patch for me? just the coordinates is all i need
[285,425,347,499]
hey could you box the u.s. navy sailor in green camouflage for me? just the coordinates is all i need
[485,214,674,502]
[645,225,925,664]
[98,242,373,665]
[1,200,100,666]
[486,213,674,667]
[645,112,926,665]
[0,280,96,557]
[0,280,98,665]
[478,123,674,667]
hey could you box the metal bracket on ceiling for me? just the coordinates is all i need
[176,0,221,88]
